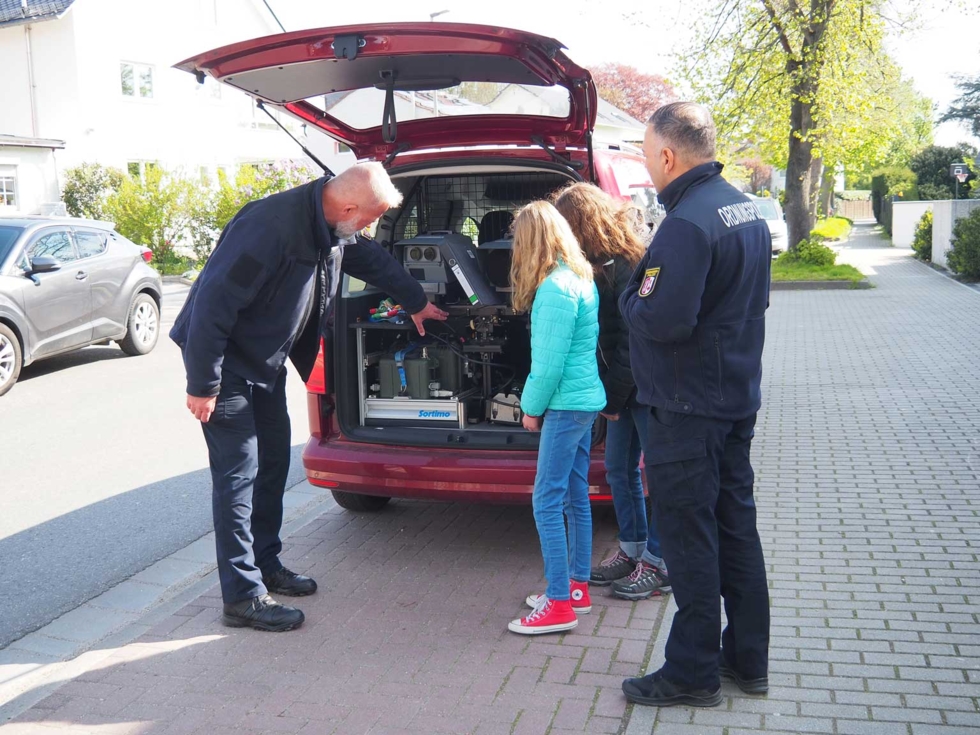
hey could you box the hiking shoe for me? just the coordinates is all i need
[508,597,578,636]
[612,562,671,600]
[263,567,317,597]
[623,668,723,708]
[221,594,305,632]
[526,581,592,614]
[719,657,769,694]
[590,549,637,586]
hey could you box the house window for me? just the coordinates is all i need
[0,168,16,208]
[127,161,159,181]
[121,62,154,99]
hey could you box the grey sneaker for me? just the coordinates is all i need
[612,562,671,600]
[590,549,638,586]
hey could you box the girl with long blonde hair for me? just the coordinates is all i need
[553,183,670,602]
[507,201,606,636]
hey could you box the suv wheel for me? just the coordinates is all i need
[119,293,160,356]
[0,324,22,397]
[330,490,391,512]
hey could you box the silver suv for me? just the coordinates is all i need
[0,217,163,396]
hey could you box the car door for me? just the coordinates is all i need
[21,228,93,358]
[74,228,130,340]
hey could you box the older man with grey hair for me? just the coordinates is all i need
[619,102,772,706]
[171,162,446,631]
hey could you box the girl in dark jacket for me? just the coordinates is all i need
[554,183,670,601]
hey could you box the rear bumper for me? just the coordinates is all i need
[302,435,615,504]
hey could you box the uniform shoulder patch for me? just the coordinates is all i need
[639,267,660,298]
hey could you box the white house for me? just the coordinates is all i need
[0,0,348,193]
[0,134,65,215]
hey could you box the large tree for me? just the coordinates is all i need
[590,64,676,122]
[680,0,929,247]
[941,74,980,139]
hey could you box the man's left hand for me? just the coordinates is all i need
[411,302,449,336]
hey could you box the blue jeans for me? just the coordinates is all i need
[532,409,597,600]
[605,399,663,567]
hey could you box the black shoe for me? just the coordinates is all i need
[719,659,769,694]
[590,550,638,586]
[622,668,723,708]
[263,567,318,597]
[612,562,671,600]
[222,594,305,632]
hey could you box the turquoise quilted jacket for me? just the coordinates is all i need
[521,265,607,417]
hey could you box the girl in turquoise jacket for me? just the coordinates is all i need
[507,201,606,636]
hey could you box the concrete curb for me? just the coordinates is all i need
[0,480,336,723]
[770,279,872,290]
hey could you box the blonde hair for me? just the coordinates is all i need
[509,201,593,313]
[553,183,647,270]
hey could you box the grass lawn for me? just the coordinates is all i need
[771,259,865,282]
[811,216,853,242]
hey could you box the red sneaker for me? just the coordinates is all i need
[509,598,578,636]
[526,581,592,614]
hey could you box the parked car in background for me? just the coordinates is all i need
[747,194,787,256]
[0,217,162,396]
[180,23,658,512]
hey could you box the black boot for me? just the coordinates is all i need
[222,594,305,632]
[720,654,769,694]
[263,567,318,597]
[622,668,722,708]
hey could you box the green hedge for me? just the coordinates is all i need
[947,208,980,280]
[912,210,933,261]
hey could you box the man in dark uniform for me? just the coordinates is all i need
[619,102,772,706]
[171,163,447,632]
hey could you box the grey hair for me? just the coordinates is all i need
[326,162,403,209]
[647,102,717,162]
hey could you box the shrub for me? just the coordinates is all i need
[62,163,126,220]
[871,166,918,224]
[946,208,980,280]
[911,210,933,261]
[103,167,197,271]
[782,238,837,267]
[811,217,852,242]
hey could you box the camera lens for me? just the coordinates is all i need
[423,247,437,261]
[409,247,422,261]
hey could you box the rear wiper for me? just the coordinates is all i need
[256,100,334,177]
[531,136,584,171]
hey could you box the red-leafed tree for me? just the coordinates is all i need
[590,64,677,122]
[741,158,774,194]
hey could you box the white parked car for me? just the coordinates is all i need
[747,194,787,256]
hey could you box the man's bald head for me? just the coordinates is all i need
[322,162,404,238]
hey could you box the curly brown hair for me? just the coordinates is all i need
[553,183,647,270]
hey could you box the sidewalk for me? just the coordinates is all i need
[4,224,979,735]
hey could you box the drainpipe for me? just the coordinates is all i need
[25,24,39,137]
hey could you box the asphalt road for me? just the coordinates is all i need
[0,284,311,648]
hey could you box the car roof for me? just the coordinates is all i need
[0,216,116,232]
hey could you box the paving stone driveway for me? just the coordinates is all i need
[5,225,980,735]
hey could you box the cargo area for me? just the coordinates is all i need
[332,165,581,449]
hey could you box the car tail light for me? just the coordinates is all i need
[141,248,153,263]
[304,339,328,395]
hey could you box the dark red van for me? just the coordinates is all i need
[178,23,658,512]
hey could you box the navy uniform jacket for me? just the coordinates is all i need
[170,177,427,398]
[619,162,771,421]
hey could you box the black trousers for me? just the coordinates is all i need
[201,369,291,603]
[644,406,770,690]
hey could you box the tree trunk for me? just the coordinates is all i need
[808,157,824,222]
[819,166,836,218]
[784,93,818,249]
